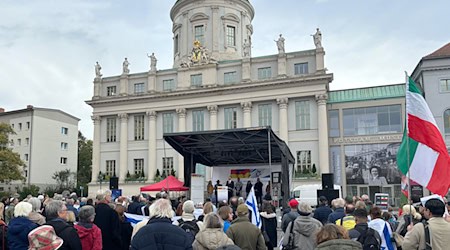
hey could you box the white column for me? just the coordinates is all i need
[208,105,218,130]
[147,111,157,182]
[277,98,289,142]
[119,113,128,181]
[316,94,330,174]
[91,115,101,182]
[176,108,186,180]
[206,105,218,180]
[241,101,252,128]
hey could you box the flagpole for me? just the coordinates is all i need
[405,72,413,223]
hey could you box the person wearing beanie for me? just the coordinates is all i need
[283,201,322,250]
[226,204,266,250]
[281,198,300,232]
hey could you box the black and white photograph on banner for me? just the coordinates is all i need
[345,143,402,185]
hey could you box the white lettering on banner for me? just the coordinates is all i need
[332,134,402,144]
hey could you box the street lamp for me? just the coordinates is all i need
[97,171,105,190]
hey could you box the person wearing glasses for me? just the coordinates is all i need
[45,200,82,250]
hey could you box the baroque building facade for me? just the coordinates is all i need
[87,0,333,196]
[0,106,79,191]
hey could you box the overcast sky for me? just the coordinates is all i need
[1,0,448,139]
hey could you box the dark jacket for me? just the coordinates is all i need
[131,217,193,250]
[348,222,369,240]
[127,202,144,215]
[327,207,345,224]
[120,220,133,250]
[7,217,38,250]
[254,181,263,196]
[94,202,122,250]
[260,212,277,249]
[0,220,7,250]
[281,210,299,232]
[313,204,333,225]
[46,218,82,250]
[74,222,102,250]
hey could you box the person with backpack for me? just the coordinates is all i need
[395,205,422,237]
[368,206,396,250]
[131,199,193,250]
[402,198,450,249]
[281,199,300,232]
[349,209,381,250]
[335,204,356,230]
[173,200,203,244]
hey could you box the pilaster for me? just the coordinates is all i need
[241,101,252,127]
[207,105,218,130]
[91,115,101,182]
[277,98,289,142]
[316,94,329,174]
[176,108,187,180]
[119,113,128,181]
[277,54,287,78]
[147,110,157,182]
[119,75,128,96]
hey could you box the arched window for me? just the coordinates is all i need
[444,109,450,134]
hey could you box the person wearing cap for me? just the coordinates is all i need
[313,196,333,225]
[226,204,266,250]
[28,225,63,250]
[283,201,322,250]
[7,202,38,249]
[281,199,300,232]
[403,198,450,249]
[44,200,82,250]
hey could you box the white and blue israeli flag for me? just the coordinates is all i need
[245,186,261,228]
[124,212,147,227]
[368,218,396,250]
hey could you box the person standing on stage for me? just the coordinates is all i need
[254,178,263,205]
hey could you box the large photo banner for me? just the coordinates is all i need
[345,143,402,185]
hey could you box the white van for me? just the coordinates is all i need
[292,184,341,207]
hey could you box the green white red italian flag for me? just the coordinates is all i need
[397,76,450,196]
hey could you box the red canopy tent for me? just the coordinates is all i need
[140,175,189,192]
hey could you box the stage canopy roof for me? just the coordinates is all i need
[163,127,295,167]
[164,127,294,206]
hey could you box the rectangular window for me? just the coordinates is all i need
[295,101,310,130]
[328,110,340,137]
[134,115,145,141]
[224,107,237,129]
[226,26,236,46]
[258,104,272,126]
[191,74,202,87]
[17,139,21,146]
[25,154,29,161]
[26,122,30,129]
[192,110,204,131]
[106,160,116,177]
[106,118,117,142]
[60,157,67,165]
[294,63,309,75]
[194,25,205,45]
[25,138,29,146]
[61,142,68,150]
[163,113,174,133]
[295,150,312,178]
[134,83,145,94]
[61,127,68,135]
[134,159,144,176]
[174,34,179,54]
[163,157,174,177]
[343,105,402,136]
[440,79,450,92]
[224,71,237,85]
[107,86,117,96]
[257,67,272,80]
[163,79,175,91]
[19,123,22,130]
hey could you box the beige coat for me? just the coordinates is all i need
[192,228,234,250]
[402,217,450,249]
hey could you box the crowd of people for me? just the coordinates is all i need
[1,189,450,250]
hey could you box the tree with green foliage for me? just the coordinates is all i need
[19,184,40,200]
[53,169,76,189]
[77,131,92,193]
[312,164,317,174]
[170,168,176,177]
[0,123,25,182]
